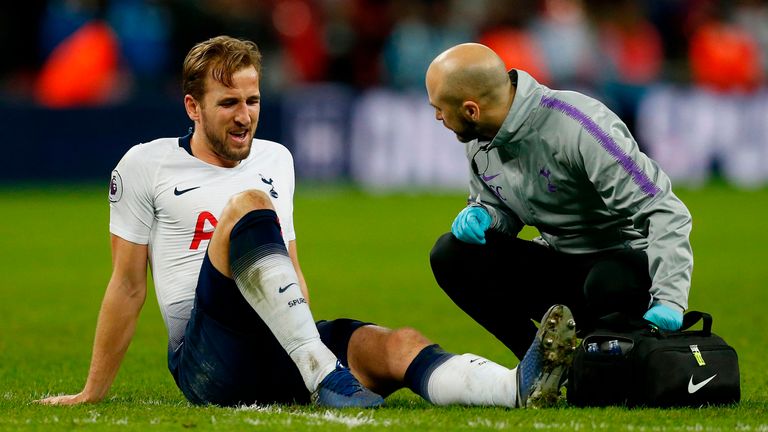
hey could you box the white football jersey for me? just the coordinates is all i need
[108,135,296,350]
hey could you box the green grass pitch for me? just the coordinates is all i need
[0,183,766,430]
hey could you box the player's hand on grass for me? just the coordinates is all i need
[36,391,97,406]
[452,206,491,244]
[643,303,683,331]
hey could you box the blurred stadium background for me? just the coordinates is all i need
[2,0,768,187]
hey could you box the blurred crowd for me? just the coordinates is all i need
[1,0,767,115]
[2,0,768,186]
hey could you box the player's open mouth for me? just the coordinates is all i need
[229,131,248,143]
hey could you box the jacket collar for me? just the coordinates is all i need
[485,69,544,153]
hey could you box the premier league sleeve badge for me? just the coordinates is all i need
[109,169,123,203]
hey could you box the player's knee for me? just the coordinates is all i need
[385,327,431,359]
[221,190,274,222]
[231,189,274,212]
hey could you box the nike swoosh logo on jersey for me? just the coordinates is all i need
[278,282,297,293]
[481,173,500,182]
[688,374,717,394]
[174,186,201,196]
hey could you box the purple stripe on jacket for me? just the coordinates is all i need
[539,95,661,197]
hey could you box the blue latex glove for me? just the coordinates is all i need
[643,304,683,331]
[451,206,492,244]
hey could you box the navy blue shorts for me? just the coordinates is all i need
[168,253,371,406]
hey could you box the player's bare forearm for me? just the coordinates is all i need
[38,236,148,406]
[37,277,146,405]
[84,277,146,401]
[288,240,310,303]
[295,264,309,304]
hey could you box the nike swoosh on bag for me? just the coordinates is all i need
[278,282,298,293]
[174,186,201,196]
[688,374,717,394]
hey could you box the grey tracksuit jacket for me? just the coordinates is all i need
[468,70,693,312]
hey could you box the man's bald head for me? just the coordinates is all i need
[426,43,510,106]
[426,43,514,143]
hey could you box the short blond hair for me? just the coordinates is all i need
[182,35,262,102]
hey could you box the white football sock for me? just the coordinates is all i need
[426,353,518,407]
[232,244,336,393]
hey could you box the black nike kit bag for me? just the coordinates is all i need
[567,311,740,407]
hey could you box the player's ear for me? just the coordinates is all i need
[461,101,480,121]
[184,94,201,122]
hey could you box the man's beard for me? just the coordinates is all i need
[203,123,252,162]
[454,118,482,143]
[455,131,477,143]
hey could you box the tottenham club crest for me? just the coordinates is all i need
[109,170,123,202]
[260,174,278,198]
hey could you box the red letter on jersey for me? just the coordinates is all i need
[190,211,218,250]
